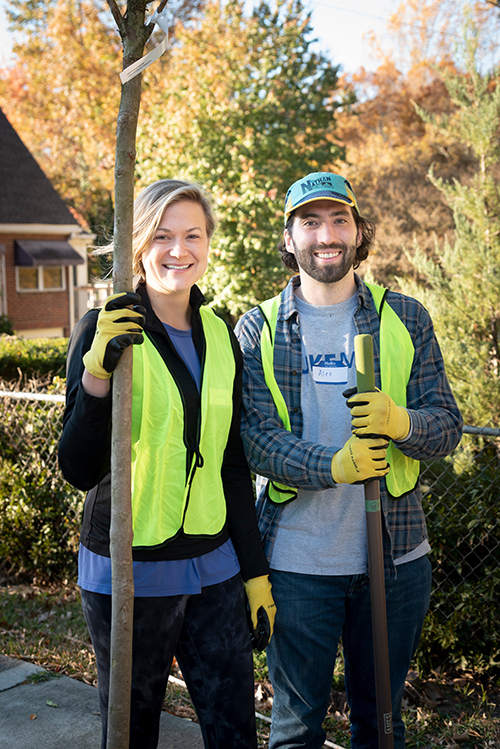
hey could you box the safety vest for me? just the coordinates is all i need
[258,282,419,501]
[130,307,235,548]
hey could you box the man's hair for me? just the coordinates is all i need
[277,209,376,273]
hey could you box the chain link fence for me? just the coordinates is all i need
[420,426,500,617]
[0,390,65,473]
[0,389,499,669]
[420,426,500,604]
[418,425,500,670]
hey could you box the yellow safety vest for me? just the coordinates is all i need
[259,283,419,501]
[130,307,235,548]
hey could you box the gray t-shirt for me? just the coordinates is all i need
[270,292,368,575]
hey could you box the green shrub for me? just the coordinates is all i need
[0,335,68,380]
[416,446,500,674]
[0,315,14,335]
[0,460,82,582]
[0,398,83,583]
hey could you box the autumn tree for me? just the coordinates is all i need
[335,0,500,286]
[336,60,460,283]
[1,0,120,232]
[0,0,204,239]
[399,19,500,425]
[136,0,348,316]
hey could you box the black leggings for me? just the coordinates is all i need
[81,574,257,749]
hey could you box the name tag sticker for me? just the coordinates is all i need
[312,364,348,384]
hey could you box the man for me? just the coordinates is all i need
[234,172,463,749]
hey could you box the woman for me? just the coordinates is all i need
[58,179,275,749]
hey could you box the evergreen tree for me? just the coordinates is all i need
[399,20,500,425]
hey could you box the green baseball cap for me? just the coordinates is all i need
[284,172,359,224]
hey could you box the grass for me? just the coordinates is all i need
[0,582,96,685]
[1,582,499,749]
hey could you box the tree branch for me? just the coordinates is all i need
[106,0,126,37]
[157,0,170,14]
[144,0,170,40]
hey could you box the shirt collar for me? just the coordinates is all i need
[281,272,371,320]
[136,282,207,331]
[354,274,379,314]
[279,275,301,321]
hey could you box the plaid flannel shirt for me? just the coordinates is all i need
[234,275,463,577]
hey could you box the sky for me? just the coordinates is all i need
[0,0,396,74]
[305,0,395,72]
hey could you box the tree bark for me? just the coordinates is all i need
[105,2,155,746]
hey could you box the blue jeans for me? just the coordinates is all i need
[267,555,432,749]
[81,573,257,749]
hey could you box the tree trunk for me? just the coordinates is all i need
[105,2,155,746]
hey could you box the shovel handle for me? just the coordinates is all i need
[354,334,376,392]
[354,333,394,748]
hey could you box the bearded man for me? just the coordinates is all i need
[235,172,462,749]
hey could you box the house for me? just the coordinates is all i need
[0,107,93,338]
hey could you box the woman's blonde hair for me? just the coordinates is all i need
[131,179,216,283]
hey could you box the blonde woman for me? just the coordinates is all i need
[59,179,275,749]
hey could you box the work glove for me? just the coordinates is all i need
[331,435,390,484]
[243,575,276,651]
[83,292,145,379]
[343,387,410,442]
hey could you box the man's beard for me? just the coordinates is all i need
[289,236,357,284]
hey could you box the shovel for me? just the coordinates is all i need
[354,333,394,748]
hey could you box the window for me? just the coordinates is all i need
[17,267,38,290]
[16,266,65,292]
[43,267,63,289]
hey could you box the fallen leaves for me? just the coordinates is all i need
[254,681,273,713]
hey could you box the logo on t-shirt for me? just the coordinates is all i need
[303,352,355,385]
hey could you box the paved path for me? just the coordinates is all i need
[0,655,203,748]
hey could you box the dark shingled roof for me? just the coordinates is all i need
[0,107,78,226]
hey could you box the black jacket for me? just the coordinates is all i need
[58,284,269,581]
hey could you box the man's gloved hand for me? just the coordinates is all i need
[343,387,410,442]
[243,575,276,651]
[331,435,390,484]
[83,292,145,380]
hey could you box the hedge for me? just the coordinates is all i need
[0,395,82,583]
[0,335,68,381]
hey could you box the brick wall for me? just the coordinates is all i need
[2,235,70,333]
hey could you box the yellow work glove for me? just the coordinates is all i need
[344,387,410,442]
[243,575,276,651]
[331,435,390,484]
[83,292,145,380]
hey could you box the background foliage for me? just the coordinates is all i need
[0,393,82,583]
[136,0,348,315]
[0,335,67,380]
[418,445,500,674]
[398,21,500,426]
